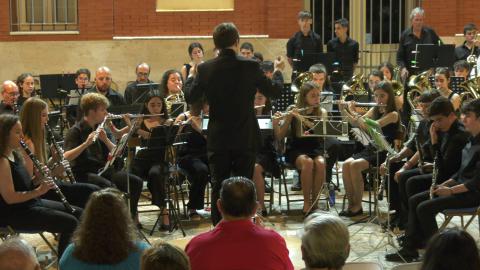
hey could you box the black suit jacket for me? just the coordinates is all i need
[452,135,480,193]
[185,49,281,152]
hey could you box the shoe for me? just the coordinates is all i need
[291,180,302,191]
[339,210,349,216]
[189,211,201,221]
[385,247,419,262]
[159,223,170,231]
[343,209,363,217]
[264,182,273,193]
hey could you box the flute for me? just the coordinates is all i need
[272,105,319,120]
[106,113,164,120]
[323,100,386,107]
[20,140,75,214]
[92,116,107,142]
[45,124,76,184]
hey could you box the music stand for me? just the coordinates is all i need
[414,44,455,70]
[132,83,160,104]
[146,125,186,237]
[451,76,466,94]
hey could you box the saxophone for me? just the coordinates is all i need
[45,124,76,184]
[429,151,439,199]
[20,140,75,214]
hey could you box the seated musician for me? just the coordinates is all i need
[381,90,439,228]
[124,63,155,105]
[378,62,394,81]
[386,99,480,262]
[131,92,173,229]
[63,93,143,223]
[309,63,331,92]
[0,81,20,115]
[20,97,100,209]
[175,98,210,220]
[0,114,81,257]
[454,59,471,80]
[340,81,400,217]
[273,81,327,215]
[434,67,461,112]
[252,91,279,215]
[160,69,185,116]
[16,73,36,107]
[181,42,205,81]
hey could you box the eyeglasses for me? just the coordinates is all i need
[77,77,89,81]
[5,91,20,97]
[137,72,149,77]
[97,77,112,81]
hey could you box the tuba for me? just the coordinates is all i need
[291,72,313,93]
[406,70,431,110]
[390,66,404,97]
[459,76,480,106]
[341,73,369,101]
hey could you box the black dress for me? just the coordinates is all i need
[286,111,325,164]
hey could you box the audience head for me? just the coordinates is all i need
[141,91,169,119]
[428,96,456,132]
[218,176,257,219]
[240,42,254,59]
[410,7,425,30]
[0,237,40,270]
[421,228,480,270]
[188,42,204,62]
[378,62,395,81]
[454,60,470,79]
[161,69,183,97]
[80,92,110,122]
[72,188,137,264]
[16,73,35,98]
[75,68,91,89]
[213,22,240,51]
[1,80,20,106]
[135,63,151,84]
[461,99,480,136]
[94,66,112,93]
[141,240,190,270]
[334,18,349,38]
[297,11,312,33]
[301,212,349,270]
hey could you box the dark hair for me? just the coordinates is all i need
[335,18,349,28]
[213,22,239,50]
[187,42,204,58]
[72,188,138,264]
[378,62,395,80]
[297,10,312,19]
[461,99,480,118]
[260,61,274,73]
[421,229,480,270]
[240,42,254,52]
[369,69,384,81]
[75,68,91,80]
[464,23,478,35]
[435,67,451,81]
[372,81,397,118]
[160,69,183,98]
[141,92,169,119]
[189,97,208,117]
[0,114,19,156]
[141,241,190,270]
[16,73,35,97]
[428,96,454,117]
[417,89,441,104]
[219,177,257,218]
[454,60,471,73]
[253,52,263,62]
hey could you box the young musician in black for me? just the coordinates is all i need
[387,99,480,262]
[185,22,281,225]
[0,114,81,257]
[327,18,359,81]
[63,93,143,221]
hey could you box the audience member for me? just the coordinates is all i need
[141,240,190,270]
[0,237,40,270]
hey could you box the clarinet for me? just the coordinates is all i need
[44,124,76,184]
[415,136,425,174]
[19,140,76,214]
[378,154,390,201]
[429,151,439,199]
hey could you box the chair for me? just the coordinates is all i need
[343,261,383,270]
[391,262,422,270]
[0,226,58,256]
[439,206,480,233]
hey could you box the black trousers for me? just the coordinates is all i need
[5,199,82,257]
[208,149,255,225]
[385,161,404,213]
[77,171,143,216]
[131,160,168,208]
[178,156,209,210]
[397,168,424,220]
[43,181,100,209]
[406,190,480,248]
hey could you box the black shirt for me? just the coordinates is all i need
[396,26,441,73]
[64,119,109,180]
[286,31,323,75]
[124,80,154,104]
[87,87,126,107]
[0,102,15,115]
[327,37,359,80]
[454,41,480,61]
[452,134,480,192]
[406,119,433,162]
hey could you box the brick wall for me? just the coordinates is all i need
[422,0,480,36]
[0,0,301,41]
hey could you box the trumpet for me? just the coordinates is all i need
[92,116,107,143]
[106,113,164,120]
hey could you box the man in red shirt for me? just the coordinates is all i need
[185,177,294,270]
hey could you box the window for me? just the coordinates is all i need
[311,0,350,45]
[10,0,78,32]
[366,0,406,44]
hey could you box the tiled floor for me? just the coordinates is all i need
[13,173,480,270]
